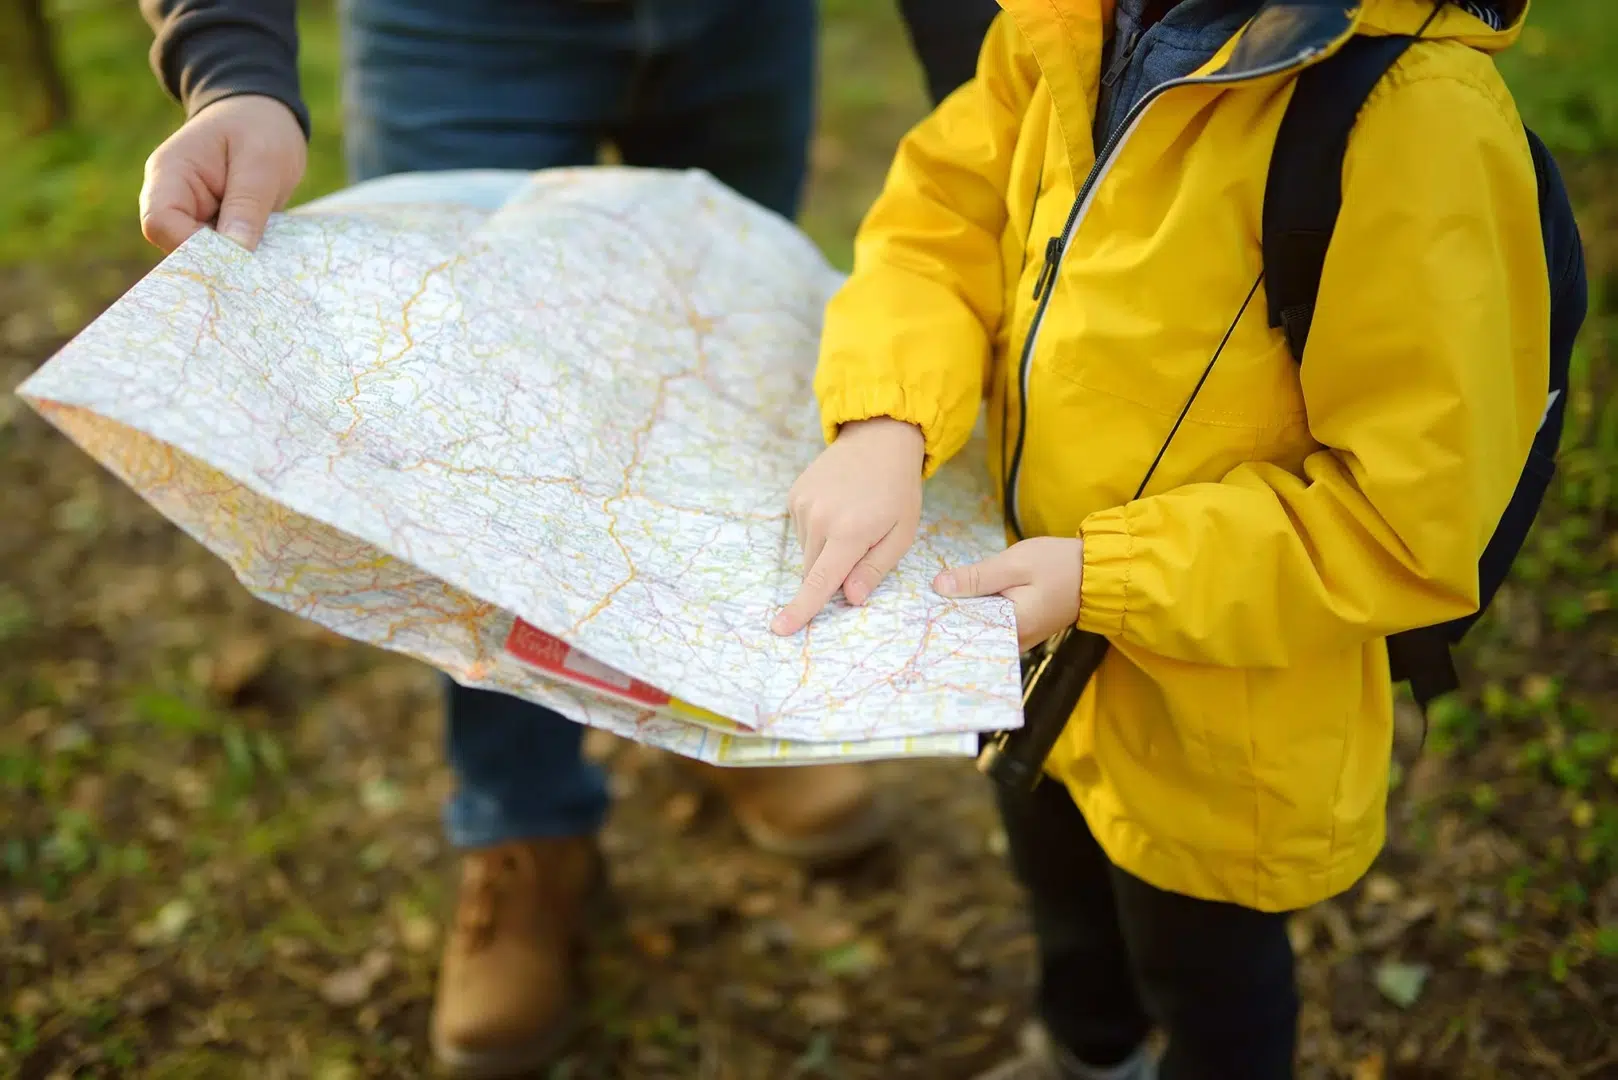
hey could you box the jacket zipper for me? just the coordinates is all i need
[1002,44,1335,539]
[1002,136,1049,521]
[1102,26,1145,90]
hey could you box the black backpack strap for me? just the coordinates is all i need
[1262,33,1417,360]
[1387,626,1459,714]
[1264,32,1449,723]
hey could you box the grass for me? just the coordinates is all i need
[0,0,926,272]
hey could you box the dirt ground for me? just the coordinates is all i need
[1,256,1614,1080]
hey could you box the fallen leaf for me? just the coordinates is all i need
[727,983,784,1012]
[736,892,777,918]
[319,950,393,1008]
[662,792,701,831]
[1351,1050,1386,1080]
[206,634,273,697]
[801,915,858,951]
[1287,913,1316,955]
[46,723,91,755]
[11,987,49,1019]
[1458,910,1498,940]
[1521,673,1557,708]
[1362,873,1402,906]
[860,1033,893,1060]
[270,936,313,962]
[1468,945,1511,976]
[397,911,438,954]
[16,708,52,740]
[793,988,849,1027]
[132,898,195,946]
[1398,896,1437,924]
[1318,901,1358,954]
[1373,959,1429,1009]
[360,776,403,816]
[630,922,675,961]
[313,1057,359,1080]
[820,938,883,978]
[976,1004,1009,1029]
[51,480,104,536]
[172,566,211,602]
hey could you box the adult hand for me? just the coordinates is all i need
[771,417,926,635]
[139,95,307,254]
[935,537,1084,651]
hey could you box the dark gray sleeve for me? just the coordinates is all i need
[139,0,310,138]
[896,0,1000,106]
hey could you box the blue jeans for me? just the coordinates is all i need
[338,0,816,849]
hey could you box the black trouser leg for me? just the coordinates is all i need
[996,779,1154,1068]
[995,780,1300,1080]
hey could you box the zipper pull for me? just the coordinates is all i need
[1032,236,1063,301]
[1101,26,1143,89]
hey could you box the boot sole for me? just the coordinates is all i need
[735,789,895,865]
[431,1014,579,1080]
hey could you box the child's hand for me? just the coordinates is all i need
[771,417,926,635]
[934,537,1084,652]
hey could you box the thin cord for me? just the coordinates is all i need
[1130,6,1439,503]
[1131,270,1266,501]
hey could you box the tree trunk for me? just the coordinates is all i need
[3,0,73,135]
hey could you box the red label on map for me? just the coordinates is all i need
[504,618,671,708]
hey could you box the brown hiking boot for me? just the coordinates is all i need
[430,836,601,1078]
[685,762,891,863]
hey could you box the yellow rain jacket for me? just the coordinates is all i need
[814,0,1549,912]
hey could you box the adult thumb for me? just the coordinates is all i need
[213,152,279,250]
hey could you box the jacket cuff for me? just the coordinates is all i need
[817,383,946,478]
[1077,506,1132,637]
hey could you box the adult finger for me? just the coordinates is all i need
[771,535,867,636]
[213,144,284,250]
[138,167,204,254]
[842,522,912,606]
[934,546,1029,599]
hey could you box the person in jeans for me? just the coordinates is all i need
[775,0,1545,1077]
[135,0,997,1075]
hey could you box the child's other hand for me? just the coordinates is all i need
[934,537,1084,652]
[771,417,925,635]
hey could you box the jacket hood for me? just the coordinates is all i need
[1358,0,1529,51]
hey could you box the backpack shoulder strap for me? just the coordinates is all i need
[1262,33,1417,361]
[1263,32,1440,715]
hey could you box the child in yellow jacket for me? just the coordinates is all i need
[771,0,1555,1076]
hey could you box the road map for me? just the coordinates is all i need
[17,167,1023,765]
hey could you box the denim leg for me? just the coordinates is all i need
[337,0,650,847]
[338,0,637,180]
[616,0,816,220]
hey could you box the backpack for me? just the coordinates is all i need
[1260,32,1590,715]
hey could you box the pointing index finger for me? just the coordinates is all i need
[771,535,867,636]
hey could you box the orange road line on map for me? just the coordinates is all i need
[335,257,458,440]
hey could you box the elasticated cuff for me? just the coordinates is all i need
[816,383,948,478]
[1077,506,1132,637]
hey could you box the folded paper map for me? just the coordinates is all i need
[17,166,1023,765]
